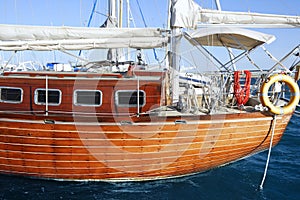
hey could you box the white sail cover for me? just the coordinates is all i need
[185,27,276,50]
[170,0,200,29]
[198,9,300,28]
[171,0,300,29]
[0,24,168,51]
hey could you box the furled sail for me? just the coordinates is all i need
[170,0,300,29]
[198,9,300,28]
[170,0,200,29]
[0,24,168,51]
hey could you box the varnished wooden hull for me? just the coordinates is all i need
[0,112,291,181]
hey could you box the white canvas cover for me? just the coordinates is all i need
[198,9,300,28]
[171,0,300,28]
[170,0,200,29]
[185,27,276,50]
[0,24,168,51]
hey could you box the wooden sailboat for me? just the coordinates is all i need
[0,0,299,181]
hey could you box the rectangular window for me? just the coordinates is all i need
[34,89,61,105]
[0,87,23,103]
[116,90,145,107]
[74,90,102,106]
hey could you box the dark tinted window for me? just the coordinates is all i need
[35,89,61,105]
[116,90,145,107]
[74,90,102,106]
[0,88,22,103]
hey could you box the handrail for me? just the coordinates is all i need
[2,71,123,78]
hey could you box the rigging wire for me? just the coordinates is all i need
[87,0,98,27]
[135,0,147,28]
[135,0,159,63]
[78,0,98,57]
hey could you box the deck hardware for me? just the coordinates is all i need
[44,119,55,124]
[174,120,187,124]
[120,121,133,125]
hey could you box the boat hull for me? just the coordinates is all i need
[0,112,291,181]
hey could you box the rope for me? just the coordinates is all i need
[234,70,251,106]
[259,115,277,190]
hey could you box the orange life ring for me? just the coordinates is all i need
[260,74,299,115]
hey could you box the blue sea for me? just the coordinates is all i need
[0,115,299,200]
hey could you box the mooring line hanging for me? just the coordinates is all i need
[259,115,277,190]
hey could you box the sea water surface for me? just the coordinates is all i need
[0,115,299,200]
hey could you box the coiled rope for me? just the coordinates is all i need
[234,70,251,106]
[259,115,277,190]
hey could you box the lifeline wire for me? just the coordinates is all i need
[259,115,277,189]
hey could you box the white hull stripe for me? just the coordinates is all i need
[0,116,278,126]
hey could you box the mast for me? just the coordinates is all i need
[169,0,181,105]
[164,0,172,105]
[169,0,199,105]
[126,0,130,60]
[108,0,117,26]
[126,0,130,28]
[118,0,123,28]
